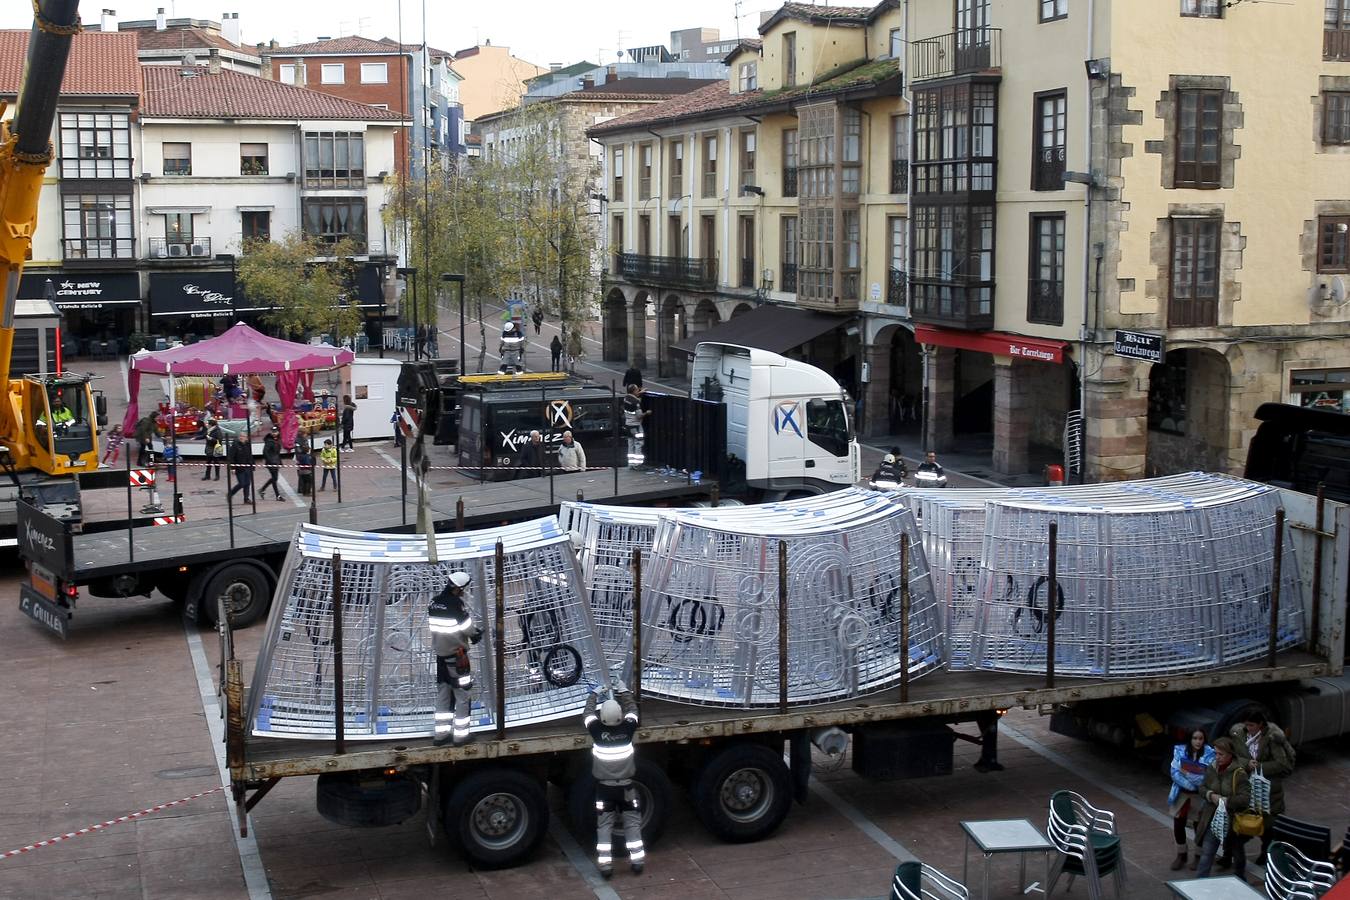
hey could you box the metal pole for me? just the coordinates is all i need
[1268,508,1285,669]
[611,381,619,497]
[710,485,720,507]
[778,540,788,714]
[458,281,466,379]
[494,540,506,740]
[400,434,407,525]
[246,407,257,515]
[308,449,318,526]
[456,496,464,532]
[1311,484,1324,655]
[544,386,554,504]
[900,534,910,703]
[125,442,134,562]
[411,271,420,362]
[168,363,179,517]
[333,396,342,504]
[1046,521,1058,689]
[331,551,345,754]
[225,441,235,546]
[632,547,642,703]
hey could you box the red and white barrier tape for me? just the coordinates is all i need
[0,786,223,860]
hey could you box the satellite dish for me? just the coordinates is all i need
[1331,275,1349,306]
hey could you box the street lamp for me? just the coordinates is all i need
[441,273,466,375]
[396,266,418,360]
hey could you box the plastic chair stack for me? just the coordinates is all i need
[1265,840,1337,900]
[1046,790,1124,900]
[891,860,969,900]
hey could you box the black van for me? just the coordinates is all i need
[457,385,622,481]
[1245,402,1350,502]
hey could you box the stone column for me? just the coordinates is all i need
[923,346,955,453]
[862,343,891,437]
[627,297,647,370]
[991,357,1031,476]
[1084,350,1147,481]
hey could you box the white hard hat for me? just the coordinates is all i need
[600,698,623,726]
[504,321,515,332]
[448,571,471,589]
[883,454,896,464]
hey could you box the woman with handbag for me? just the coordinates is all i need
[1227,707,1294,866]
[1194,737,1253,880]
[1168,729,1215,870]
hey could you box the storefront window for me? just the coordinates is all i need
[1291,368,1350,413]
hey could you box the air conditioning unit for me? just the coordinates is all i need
[152,246,168,259]
[189,243,208,257]
[167,243,188,257]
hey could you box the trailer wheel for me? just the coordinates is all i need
[316,772,421,827]
[692,743,792,843]
[443,768,547,869]
[199,562,271,627]
[566,757,673,850]
[1213,698,1271,739]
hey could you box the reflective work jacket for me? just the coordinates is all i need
[429,586,481,685]
[584,692,639,783]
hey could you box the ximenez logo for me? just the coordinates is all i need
[25,521,54,553]
[183,283,232,305]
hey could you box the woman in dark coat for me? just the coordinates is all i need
[1194,736,1252,879]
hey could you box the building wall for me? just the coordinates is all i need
[275,54,410,112]
[759,18,867,93]
[453,46,549,122]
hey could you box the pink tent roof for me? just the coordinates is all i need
[129,322,355,375]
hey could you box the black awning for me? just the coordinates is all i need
[671,304,846,355]
[149,272,246,318]
[18,272,141,310]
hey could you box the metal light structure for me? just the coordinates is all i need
[247,518,606,740]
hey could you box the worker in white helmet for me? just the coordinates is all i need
[428,571,482,746]
[583,685,643,877]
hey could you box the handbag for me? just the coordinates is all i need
[1230,771,1265,837]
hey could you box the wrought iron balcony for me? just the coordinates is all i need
[739,258,756,289]
[781,262,798,293]
[783,166,798,197]
[614,252,717,291]
[1033,146,1066,192]
[1027,278,1064,326]
[148,236,213,260]
[887,268,907,305]
[909,28,1002,83]
[63,237,135,261]
[890,159,908,195]
[909,273,994,331]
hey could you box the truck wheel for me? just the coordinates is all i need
[566,757,673,850]
[316,772,420,827]
[200,562,271,627]
[1213,698,1271,738]
[692,743,792,843]
[443,768,547,869]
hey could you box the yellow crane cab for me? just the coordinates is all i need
[13,373,101,476]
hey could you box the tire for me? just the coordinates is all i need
[692,742,792,843]
[443,768,548,869]
[199,562,271,627]
[316,772,421,827]
[566,757,673,851]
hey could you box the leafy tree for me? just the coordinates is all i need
[236,231,364,344]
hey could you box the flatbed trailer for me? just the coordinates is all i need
[219,486,1348,870]
[17,467,714,636]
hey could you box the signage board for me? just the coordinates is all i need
[1113,329,1164,364]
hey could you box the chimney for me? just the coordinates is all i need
[581,76,594,90]
[100,8,118,32]
[295,57,306,85]
[605,65,617,84]
[156,7,166,30]
[221,12,240,46]
[549,62,562,71]
[208,48,221,74]
[257,43,272,80]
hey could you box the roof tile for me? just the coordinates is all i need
[134,27,258,56]
[0,30,140,97]
[140,65,404,120]
[270,35,404,56]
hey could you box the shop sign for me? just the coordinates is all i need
[1113,329,1164,364]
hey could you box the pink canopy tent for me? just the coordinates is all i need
[122,322,356,450]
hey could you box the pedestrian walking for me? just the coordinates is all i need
[320,439,338,491]
[515,430,544,479]
[1169,728,1215,870]
[259,429,283,500]
[296,441,315,496]
[134,413,158,467]
[531,307,544,335]
[622,365,643,391]
[557,430,586,471]
[1225,707,1294,867]
[583,687,644,878]
[1194,737,1252,879]
[550,334,564,372]
[340,394,357,451]
[567,329,584,374]
[429,571,482,746]
[202,417,223,480]
[226,435,255,505]
[100,424,124,466]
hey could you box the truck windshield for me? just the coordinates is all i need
[806,398,850,457]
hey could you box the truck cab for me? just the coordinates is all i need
[690,343,860,496]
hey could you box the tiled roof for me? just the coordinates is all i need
[760,2,874,33]
[134,27,259,56]
[0,30,140,97]
[270,36,402,56]
[723,39,763,65]
[140,65,405,120]
[588,56,898,137]
[578,77,722,98]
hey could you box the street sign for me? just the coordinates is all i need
[1113,329,1164,364]
[869,282,882,301]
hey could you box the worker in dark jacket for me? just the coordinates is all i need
[259,429,283,500]
[226,435,255,504]
[429,572,482,746]
[869,451,906,489]
[515,430,544,479]
[202,417,223,480]
[1194,737,1252,879]
[584,687,644,877]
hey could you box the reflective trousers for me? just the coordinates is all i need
[435,681,472,743]
[596,780,643,869]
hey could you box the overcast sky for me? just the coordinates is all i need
[0,1,772,68]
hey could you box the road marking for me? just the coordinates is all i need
[808,776,918,864]
[548,817,621,900]
[183,621,272,899]
[999,720,1173,828]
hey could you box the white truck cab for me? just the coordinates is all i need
[690,342,861,496]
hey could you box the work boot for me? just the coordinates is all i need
[1170,849,1188,871]
[453,733,475,746]
[631,862,644,875]
[597,863,613,879]
[432,734,452,747]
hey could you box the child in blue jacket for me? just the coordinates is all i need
[1168,728,1215,870]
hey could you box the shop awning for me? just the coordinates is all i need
[18,272,141,311]
[149,271,249,318]
[914,324,1071,364]
[671,304,845,356]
